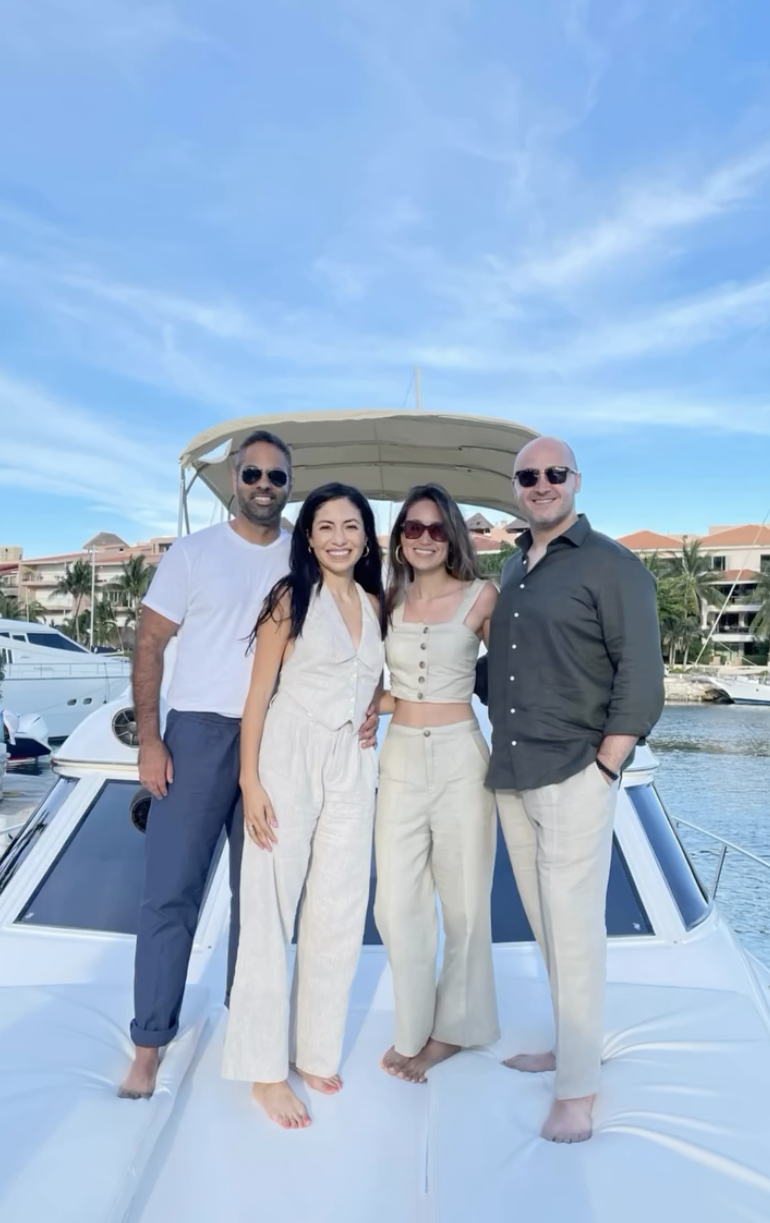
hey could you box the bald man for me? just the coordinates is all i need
[485,437,663,1143]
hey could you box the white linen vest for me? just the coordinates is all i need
[276,582,384,730]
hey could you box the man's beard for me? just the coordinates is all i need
[237,489,287,527]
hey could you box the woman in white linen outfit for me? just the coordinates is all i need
[223,483,385,1129]
[376,484,500,1083]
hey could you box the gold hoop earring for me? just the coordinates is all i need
[395,545,404,564]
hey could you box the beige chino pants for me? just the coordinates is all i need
[375,720,500,1057]
[223,694,377,1083]
[496,762,619,1099]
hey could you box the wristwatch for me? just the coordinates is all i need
[596,758,619,782]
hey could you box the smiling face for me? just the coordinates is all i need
[309,497,366,577]
[232,440,292,528]
[400,497,449,574]
[512,437,581,533]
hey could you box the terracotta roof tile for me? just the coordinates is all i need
[700,525,770,547]
[615,529,682,550]
[710,569,762,582]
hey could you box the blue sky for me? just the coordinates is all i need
[2,0,770,556]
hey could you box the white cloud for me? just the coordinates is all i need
[0,369,183,531]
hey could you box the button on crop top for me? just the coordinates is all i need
[386,579,488,704]
[277,582,384,731]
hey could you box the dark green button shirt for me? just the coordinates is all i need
[486,515,664,792]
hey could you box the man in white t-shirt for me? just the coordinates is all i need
[120,429,378,1099]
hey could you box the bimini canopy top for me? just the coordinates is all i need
[179,410,539,517]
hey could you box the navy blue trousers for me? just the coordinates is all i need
[130,710,245,1047]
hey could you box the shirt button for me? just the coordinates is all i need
[419,661,426,669]
[510,708,515,713]
[418,693,424,700]
[420,642,427,650]
[423,729,431,738]
[511,740,517,747]
[423,626,429,634]
[520,584,525,589]
[418,676,425,684]
[511,644,517,649]
[514,613,519,618]
[510,676,515,681]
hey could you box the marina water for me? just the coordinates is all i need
[652,704,770,964]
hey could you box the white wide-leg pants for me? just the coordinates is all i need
[496,762,619,1099]
[374,720,500,1057]
[223,694,377,1083]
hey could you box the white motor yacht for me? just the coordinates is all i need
[707,673,770,706]
[0,693,769,1223]
[0,619,131,740]
[0,410,768,1222]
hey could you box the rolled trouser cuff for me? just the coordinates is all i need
[130,1020,177,1048]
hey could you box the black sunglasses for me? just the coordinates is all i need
[240,465,289,488]
[402,519,448,543]
[514,466,576,489]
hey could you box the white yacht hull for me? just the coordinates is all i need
[0,666,131,739]
[709,676,770,705]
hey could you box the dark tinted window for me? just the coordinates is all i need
[16,780,223,934]
[0,778,78,896]
[361,825,652,945]
[628,783,710,930]
[27,632,87,653]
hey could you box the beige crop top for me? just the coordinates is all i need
[386,578,488,704]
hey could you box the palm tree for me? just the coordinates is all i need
[0,592,22,619]
[670,539,715,620]
[60,610,91,644]
[751,568,770,644]
[92,597,119,649]
[641,551,667,579]
[24,600,47,623]
[54,559,93,643]
[114,556,154,627]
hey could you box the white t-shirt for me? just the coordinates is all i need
[143,522,291,717]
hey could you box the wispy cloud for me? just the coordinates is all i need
[0,369,183,532]
[0,0,213,69]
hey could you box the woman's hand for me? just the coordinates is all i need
[242,782,278,850]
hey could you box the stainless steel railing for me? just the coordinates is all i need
[674,817,770,897]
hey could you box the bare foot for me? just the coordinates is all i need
[118,1046,159,1099]
[542,1095,595,1143]
[251,1081,311,1129]
[295,1067,343,1095]
[503,1051,556,1073]
[399,1038,461,1084]
[380,1046,413,1079]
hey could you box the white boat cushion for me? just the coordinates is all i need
[429,978,770,1223]
[0,984,208,1223]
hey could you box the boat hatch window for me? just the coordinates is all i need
[12,634,25,642]
[14,781,223,936]
[27,632,87,653]
[359,828,653,945]
[0,631,8,637]
[0,779,78,898]
[627,783,710,930]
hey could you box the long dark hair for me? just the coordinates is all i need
[255,483,385,642]
[386,483,481,618]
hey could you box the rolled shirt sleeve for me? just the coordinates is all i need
[142,539,191,627]
[597,554,665,739]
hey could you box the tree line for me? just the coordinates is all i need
[475,538,770,666]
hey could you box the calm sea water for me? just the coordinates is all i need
[650,704,770,963]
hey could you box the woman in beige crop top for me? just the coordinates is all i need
[375,483,501,1083]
